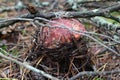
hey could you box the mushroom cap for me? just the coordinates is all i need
[40,18,85,48]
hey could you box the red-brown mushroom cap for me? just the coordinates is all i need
[40,18,85,49]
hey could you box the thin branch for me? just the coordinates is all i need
[1,16,119,56]
[0,18,33,23]
[69,70,120,80]
[33,17,120,56]
[0,48,59,80]
[1,17,120,45]
[0,3,120,28]
[34,3,120,18]
[0,14,29,28]
[67,0,119,4]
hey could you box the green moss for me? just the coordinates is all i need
[93,77,105,80]
[9,49,19,56]
[0,78,17,80]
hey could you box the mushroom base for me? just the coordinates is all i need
[27,36,94,79]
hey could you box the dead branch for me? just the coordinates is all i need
[30,3,120,18]
[0,3,120,28]
[69,70,120,80]
[67,0,119,4]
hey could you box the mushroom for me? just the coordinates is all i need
[39,18,86,49]
[28,18,94,75]
[26,6,94,79]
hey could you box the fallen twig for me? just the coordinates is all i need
[69,70,120,80]
[0,3,120,28]
[0,48,59,80]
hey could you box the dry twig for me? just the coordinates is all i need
[0,3,120,28]
[0,48,59,80]
[69,70,120,80]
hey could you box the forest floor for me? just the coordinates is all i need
[0,0,120,80]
